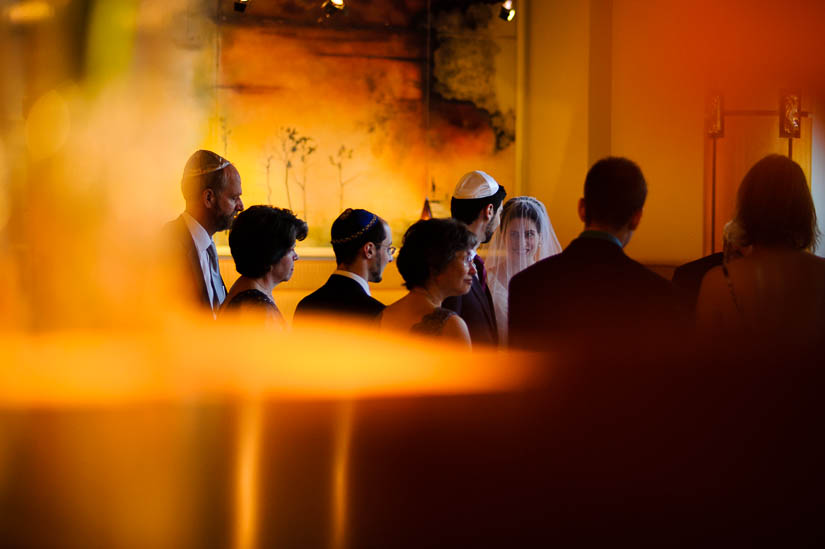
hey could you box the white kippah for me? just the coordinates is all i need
[453,170,500,199]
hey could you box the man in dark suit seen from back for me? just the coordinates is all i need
[508,157,680,352]
[293,208,392,323]
[443,170,507,347]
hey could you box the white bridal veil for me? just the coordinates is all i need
[485,196,561,344]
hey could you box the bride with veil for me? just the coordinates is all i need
[485,196,561,344]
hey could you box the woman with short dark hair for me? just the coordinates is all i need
[697,155,825,338]
[380,218,478,346]
[221,205,308,327]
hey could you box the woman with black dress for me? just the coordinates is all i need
[380,218,478,347]
[221,205,308,328]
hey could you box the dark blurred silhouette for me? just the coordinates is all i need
[509,157,682,353]
[697,155,825,341]
[347,334,824,547]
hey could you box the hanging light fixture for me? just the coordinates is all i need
[322,0,346,17]
[234,0,249,13]
[499,1,515,22]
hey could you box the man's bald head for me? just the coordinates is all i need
[181,149,238,202]
[181,150,244,235]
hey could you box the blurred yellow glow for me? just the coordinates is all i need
[331,400,353,549]
[0,140,8,230]
[4,1,54,24]
[0,318,538,408]
[85,0,139,86]
[25,89,71,160]
[233,399,262,549]
[0,3,537,546]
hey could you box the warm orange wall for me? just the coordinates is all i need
[521,0,593,250]
[522,0,716,264]
[523,0,825,265]
[612,0,825,263]
[609,1,706,264]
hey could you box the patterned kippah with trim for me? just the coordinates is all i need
[182,150,232,179]
[330,208,378,244]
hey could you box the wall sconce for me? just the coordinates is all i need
[233,0,248,13]
[779,90,801,138]
[499,1,515,22]
[706,93,724,138]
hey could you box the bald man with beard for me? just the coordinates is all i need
[163,149,244,314]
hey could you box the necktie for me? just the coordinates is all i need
[474,255,487,291]
[207,242,226,309]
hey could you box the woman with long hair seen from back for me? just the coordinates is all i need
[696,154,825,339]
[380,218,478,347]
[485,196,561,344]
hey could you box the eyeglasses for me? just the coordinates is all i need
[375,243,396,256]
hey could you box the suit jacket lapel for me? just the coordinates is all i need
[471,274,497,333]
[178,215,211,306]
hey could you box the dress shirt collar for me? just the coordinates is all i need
[333,269,371,296]
[578,230,623,249]
[182,211,214,253]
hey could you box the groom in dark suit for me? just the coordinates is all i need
[294,208,392,323]
[443,171,507,347]
[508,157,680,351]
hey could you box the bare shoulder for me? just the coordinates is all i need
[380,294,428,332]
[797,253,825,287]
[702,263,725,283]
[801,251,825,269]
[441,313,472,348]
[378,302,402,330]
[696,263,736,328]
[696,264,727,308]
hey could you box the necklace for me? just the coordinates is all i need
[244,277,273,297]
[411,287,440,308]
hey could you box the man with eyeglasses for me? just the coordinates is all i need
[294,208,393,323]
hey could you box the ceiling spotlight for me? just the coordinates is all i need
[234,0,248,13]
[499,1,515,22]
[322,0,346,17]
